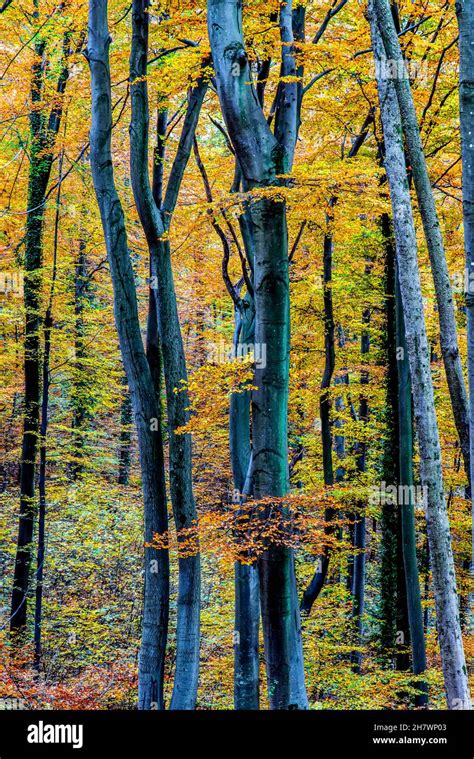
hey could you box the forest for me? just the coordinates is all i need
[0,0,473,712]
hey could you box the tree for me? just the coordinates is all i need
[87,0,169,709]
[129,0,206,709]
[207,0,307,709]
[456,0,474,598]
[10,6,71,641]
[374,0,470,490]
[369,1,471,709]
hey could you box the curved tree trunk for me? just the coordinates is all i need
[87,0,169,710]
[129,0,206,708]
[369,3,471,709]
[208,0,307,709]
[374,0,470,489]
[456,0,474,614]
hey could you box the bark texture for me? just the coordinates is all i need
[374,0,470,488]
[370,4,471,708]
[11,19,69,640]
[87,0,169,710]
[456,0,474,598]
[208,0,307,709]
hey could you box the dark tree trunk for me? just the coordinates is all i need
[118,379,133,486]
[11,18,69,641]
[33,148,63,674]
[33,309,51,674]
[379,219,400,662]
[301,217,335,613]
[208,0,307,709]
[230,294,260,710]
[350,308,369,674]
[87,0,169,710]
[129,0,206,708]
[301,116,372,615]
[192,138,260,708]
[71,233,89,479]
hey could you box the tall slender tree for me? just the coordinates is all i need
[456,0,474,593]
[208,0,307,708]
[87,0,169,709]
[374,0,470,489]
[129,0,207,708]
[33,147,63,674]
[11,15,71,640]
[395,268,428,705]
[369,2,471,708]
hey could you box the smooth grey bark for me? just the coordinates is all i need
[231,293,260,710]
[129,0,204,709]
[369,4,471,709]
[374,0,470,489]
[456,0,474,601]
[395,267,428,705]
[208,0,307,709]
[87,0,169,711]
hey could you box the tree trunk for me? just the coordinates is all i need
[87,0,169,710]
[11,15,69,640]
[33,148,63,674]
[118,378,133,486]
[456,0,474,611]
[301,116,372,614]
[230,294,260,710]
[129,0,206,708]
[208,0,307,709]
[301,217,335,613]
[192,138,261,709]
[374,0,470,489]
[71,231,89,479]
[351,309,369,674]
[369,3,471,708]
[395,267,428,705]
[33,309,51,674]
[380,220,400,662]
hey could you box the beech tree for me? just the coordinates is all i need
[369,1,471,709]
[456,0,474,589]
[87,0,170,709]
[1,0,472,714]
[208,0,307,709]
